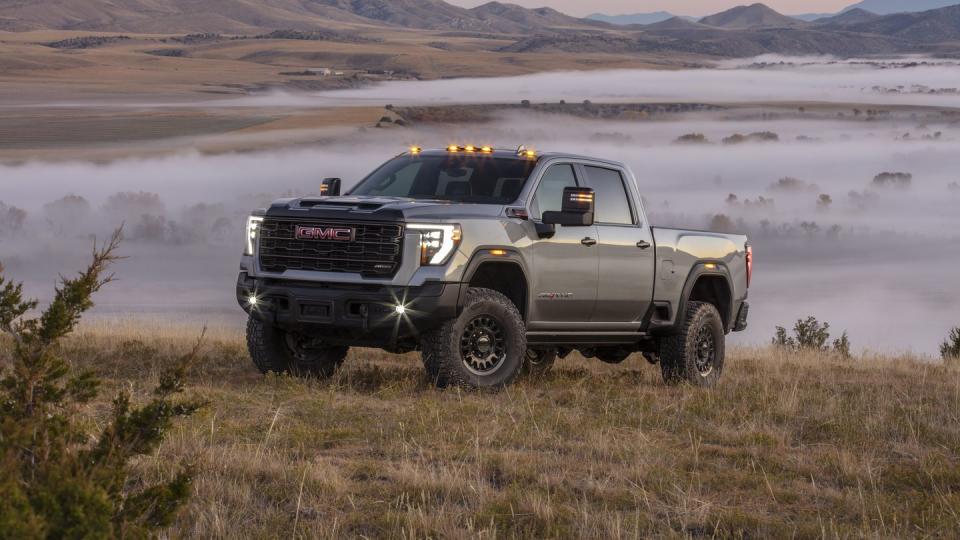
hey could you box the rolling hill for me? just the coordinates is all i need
[469,2,605,32]
[698,3,804,28]
[814,8,880,26]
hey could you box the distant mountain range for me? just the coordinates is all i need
[843,0,960,15]
[0,0,608,34]
[2,0,960,58]
[588,0,960,25]
[508,3,960,57]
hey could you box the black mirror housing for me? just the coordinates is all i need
[541,186,595,227]
[320,177,342,196]
[542,211,594,226]
[561,186,595,214]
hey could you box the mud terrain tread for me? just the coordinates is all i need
[246,316,288,374]
[659,301,725,387]
[421,287,526,390]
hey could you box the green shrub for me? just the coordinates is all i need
[773,316,852,357]
[833,331,851,359]
[0,229,202,538]
[941,327,960,364]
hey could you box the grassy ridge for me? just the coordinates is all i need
[16,326,960,538]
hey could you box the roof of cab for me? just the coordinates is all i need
[404,148,627,169]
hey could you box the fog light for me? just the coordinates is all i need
[247,295,259,306]
[394,304,406,315]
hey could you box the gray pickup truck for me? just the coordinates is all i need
[237,146,751,389]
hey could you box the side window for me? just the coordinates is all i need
[531,164,578,220]
[584,166,634,225]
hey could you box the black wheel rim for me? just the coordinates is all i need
[460,316,507,375]
[695,325,715,376]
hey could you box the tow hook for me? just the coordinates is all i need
[359,304,370,331]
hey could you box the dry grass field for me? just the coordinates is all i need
[15,322,958,538]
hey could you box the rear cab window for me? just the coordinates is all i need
[583,165,635,225]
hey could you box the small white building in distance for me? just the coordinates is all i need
[305,68,332,76]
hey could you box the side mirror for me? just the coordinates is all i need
[542,187,595,227]
[320,177,342,197]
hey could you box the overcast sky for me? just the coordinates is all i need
[448,0,852,16]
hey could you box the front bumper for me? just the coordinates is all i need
[236,273,461,348]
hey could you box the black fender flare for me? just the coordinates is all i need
[458,247,531,318]
[675,262,736,333]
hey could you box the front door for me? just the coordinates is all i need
[581,165,656,324]
[528,163,599,323]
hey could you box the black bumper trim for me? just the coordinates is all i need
[236,273,461,347]
[733,301,749,332]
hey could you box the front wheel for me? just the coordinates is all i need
[246,317,348,378]
[659,301,725,387]
[420,288,526,390]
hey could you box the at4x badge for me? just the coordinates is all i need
[537,292,574,300]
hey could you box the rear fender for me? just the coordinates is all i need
[671,262,736,334]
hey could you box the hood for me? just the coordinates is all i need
[264,195,506,222]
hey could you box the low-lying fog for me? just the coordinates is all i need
[224,56,960,108]
[2,58,959,355]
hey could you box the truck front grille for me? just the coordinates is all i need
[258,218,404,278]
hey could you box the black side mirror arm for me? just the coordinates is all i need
[535,222,556,239]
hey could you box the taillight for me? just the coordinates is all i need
[745,244,753,288]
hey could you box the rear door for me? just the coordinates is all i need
[580,164,656,324]
[528,163,599,324]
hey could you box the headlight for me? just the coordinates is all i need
[245,216,264,256]
[407,223,461,266]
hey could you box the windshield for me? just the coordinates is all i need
[350,155,536,204]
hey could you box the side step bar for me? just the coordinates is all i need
[526,331,650,346]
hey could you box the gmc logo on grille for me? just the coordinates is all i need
[295,226,355,241]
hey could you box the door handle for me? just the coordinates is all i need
[581,237,597,246]
[636,240,652,250]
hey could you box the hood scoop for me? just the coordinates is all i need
[297,198,384,211]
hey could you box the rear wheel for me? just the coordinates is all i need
[420,288,526,390]
[246,316,348,378]
[521,348,557,378]
[659,301,725,387]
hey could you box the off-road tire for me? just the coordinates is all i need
[420,288,526,390]
[659,301,725,387]
[521,348,557,378]
[246,316,348,378]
